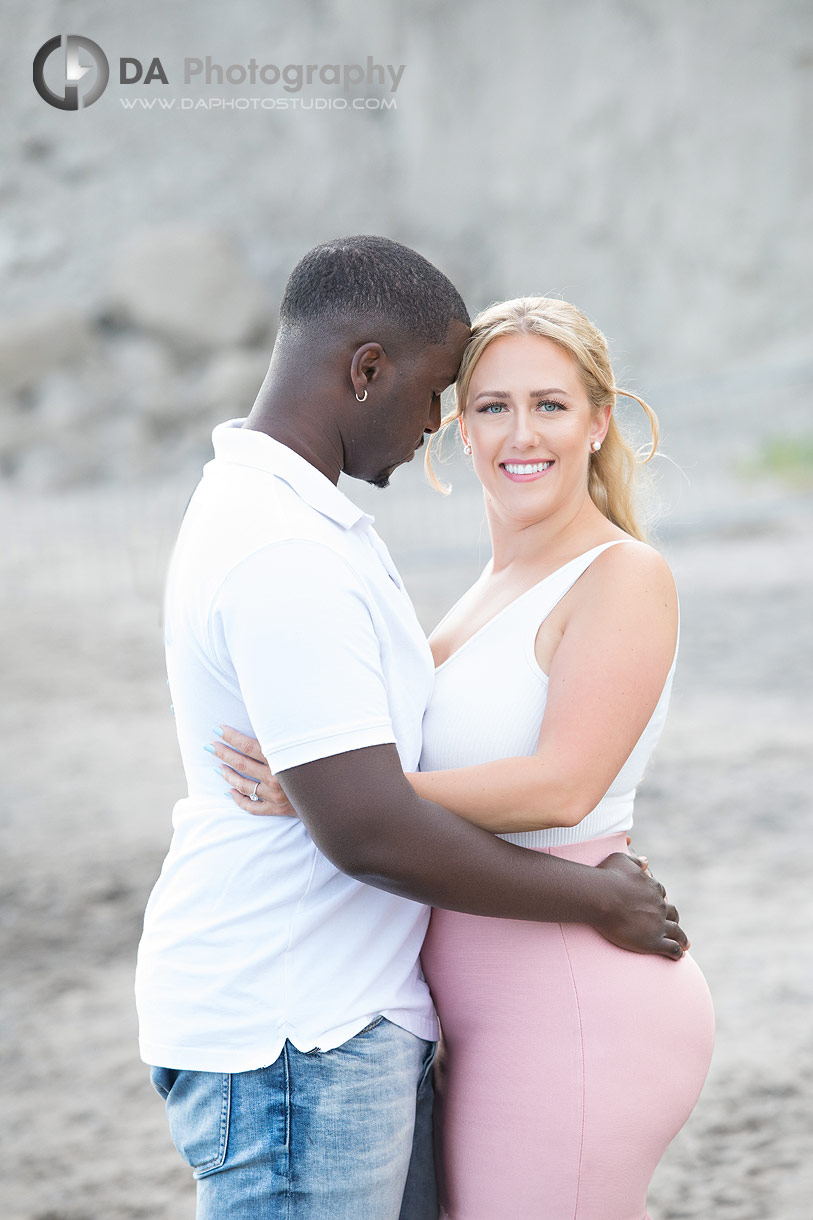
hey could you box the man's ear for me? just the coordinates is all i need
[350,343,386,398]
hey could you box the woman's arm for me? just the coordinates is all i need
[409,543,678,833]
[407,757,572,832]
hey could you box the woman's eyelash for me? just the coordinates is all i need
[475,400,568,413]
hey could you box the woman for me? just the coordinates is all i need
[213,297,714,1219]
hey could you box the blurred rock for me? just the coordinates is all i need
[12,431,106,492]
[106,335,181,422]
[95,414,156,482]
[0,413,31,476]
[0,307,94,396]
[107,227,272,350]
[199,348,269,419]
[33,369,107,429]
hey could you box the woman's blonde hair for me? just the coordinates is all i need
[425,296,659,541]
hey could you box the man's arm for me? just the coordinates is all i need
[279,743,686,959]
[216,541,685,960]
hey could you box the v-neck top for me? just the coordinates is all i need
[419,542,678,847]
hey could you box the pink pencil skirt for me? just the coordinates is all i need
[420,834,715,1220]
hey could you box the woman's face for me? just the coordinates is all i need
[462,332,608,526]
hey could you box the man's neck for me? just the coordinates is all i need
[244,388,345,485]
[244,334,350,484]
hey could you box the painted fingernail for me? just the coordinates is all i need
[170,704,175,715]
[203,743,216,755]
[211,726,224,737]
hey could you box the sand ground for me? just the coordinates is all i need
[1,470,811,1219]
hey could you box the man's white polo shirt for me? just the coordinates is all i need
[135,420,439,1072]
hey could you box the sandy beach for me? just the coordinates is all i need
[1,463,811,1219]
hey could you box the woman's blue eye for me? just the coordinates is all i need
[476,400,565,414]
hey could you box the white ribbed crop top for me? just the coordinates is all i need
[419,541,678,847]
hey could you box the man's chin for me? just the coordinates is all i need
[367,455,410,488]
[368,448,418,488]
[367,470,392,490]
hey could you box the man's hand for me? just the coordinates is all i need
[593,853,688,959]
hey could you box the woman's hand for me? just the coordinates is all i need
[209,726,299,818]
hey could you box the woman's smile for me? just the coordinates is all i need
[500,459,555,481]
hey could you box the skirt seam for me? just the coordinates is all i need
[558,921,586,1220]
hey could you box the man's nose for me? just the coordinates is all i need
[425,394,442,434]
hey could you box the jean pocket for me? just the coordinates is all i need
[150,1065,178,1100]
[160,1069,232,1178]
[416,1038,437,1097]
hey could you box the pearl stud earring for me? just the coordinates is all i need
[591,439,602,452]
[463,443,473,455]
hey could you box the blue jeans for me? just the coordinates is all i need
[150,1017,438,1219]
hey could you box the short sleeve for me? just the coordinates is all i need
[211,540,396,773]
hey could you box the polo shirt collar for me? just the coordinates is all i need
[211,419,373,530]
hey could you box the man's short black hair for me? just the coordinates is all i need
[279,235,470,345]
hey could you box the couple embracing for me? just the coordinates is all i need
[136,235,713,1219]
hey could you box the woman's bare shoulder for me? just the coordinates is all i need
[577,536,677,612]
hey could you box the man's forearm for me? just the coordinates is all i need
[358,798,613,924]
[281,747,612,926]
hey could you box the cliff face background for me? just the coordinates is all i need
[2,0,811,493]
[1,3,811,1217]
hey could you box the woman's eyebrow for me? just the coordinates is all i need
[472,387,570,400]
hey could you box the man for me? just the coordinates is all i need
[137,236,685,1219]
